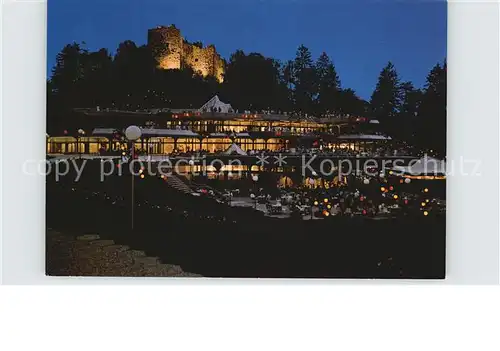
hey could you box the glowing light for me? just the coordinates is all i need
[393,195,399,200]
[426,199,430,203]
[140,174,145,179]
[400,179,404,184]
[424,188,429,193]
[139,169,143,174]
[423,211,429,216]
[122,152,126,156]
[323,210,330,217]
[380,187,386,192]
[313,201,319,206]
[359,196,364,202]
[421,202,426,207]
[324,198,329,203]
[389,171,393,175]
[327,204,332,209]
[160,175,165,179]
[362,210,367,215]
[389,186,394,191]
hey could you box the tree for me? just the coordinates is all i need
[50,42,88,106]
[291,45,318,114]
[223,50,286,111]
[416,61,447,155]
[395,81,422,142]
[80,48,113,107]
[338,88,368,117]
[316,52,341,116]
[399,81,421,118]
[370,61,402,120]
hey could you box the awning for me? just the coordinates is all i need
[337,134,392,141]
[145,129,200,138]
[207,133,229,138]
[92,128,200,138]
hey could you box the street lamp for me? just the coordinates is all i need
[189,158,195,185]
[251,174,259,209]
[77,129,85,158]
[125,125,142,231]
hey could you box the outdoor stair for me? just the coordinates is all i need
[46,230,202,278]
[166,174,193,194]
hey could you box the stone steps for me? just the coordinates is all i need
[46,229,202,278]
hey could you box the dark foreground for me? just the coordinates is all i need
[46,162,445,279]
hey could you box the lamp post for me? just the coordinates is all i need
[77,129,85,158]
[308,178,315,219]
[189,159,195,186]
[252,174,259,209]
[125,125,142,231]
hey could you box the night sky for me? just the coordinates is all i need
[47,0,447,100]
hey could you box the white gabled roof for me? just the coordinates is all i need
[199,95,233,113]
[224,143,247,155]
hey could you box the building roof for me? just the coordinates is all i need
[199,95,233,113]
[142,129,200,137]
[92,128,200,138]
[74,108,352,124]
[224,143,247,156]
[337,134,392,141]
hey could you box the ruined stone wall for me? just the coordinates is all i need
[148,25,225,82]
[213,53,226,83]
[148,25,183,70]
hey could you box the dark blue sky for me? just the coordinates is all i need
[47,0,447,100]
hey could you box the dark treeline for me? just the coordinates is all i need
[47,41,446,154]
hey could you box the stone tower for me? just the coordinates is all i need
[148,24,225,82]
[148,25,183,70]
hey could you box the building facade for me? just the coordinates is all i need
[148,25,225,83]
[46,110,390,156]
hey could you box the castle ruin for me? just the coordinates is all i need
[148,25,225,83]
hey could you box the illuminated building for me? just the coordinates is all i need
[148,25,225,83]
[46,106,392,156]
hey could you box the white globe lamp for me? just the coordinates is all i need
[125,125,142,141]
